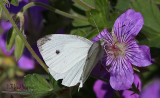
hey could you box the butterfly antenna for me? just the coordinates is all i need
[89,12,100,33]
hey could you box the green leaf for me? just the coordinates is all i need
[131,0,160,48]
[49,74,60,90]
[86,10,108,28]
[71,18,91,37]
[24,74,53,94]
[6,28,17,52]
[83,0,95,8]
[14,35,24,61]
[155,0,160,4]
[86,28,103,40]
[72,19,90,27]
[86,0,117,28]
[71,27,91,37]
[95,0,109,14]
[115,0,130,11]
[86,0,109,28]
[9,0,19,6]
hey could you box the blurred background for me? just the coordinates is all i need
[0,0,160,98]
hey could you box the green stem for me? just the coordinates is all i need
[73,0,94,10]
[20,2,87,21]
[0,1,49,73]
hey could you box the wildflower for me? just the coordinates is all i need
[92,9,152,90]
[93,74,141,98]
[93,80,114,98]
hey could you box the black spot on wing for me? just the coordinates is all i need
[56,50,60,54]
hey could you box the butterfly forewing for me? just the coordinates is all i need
[37,34,93,87]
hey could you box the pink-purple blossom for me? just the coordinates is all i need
[92,9,152,90]
[93,74,141,98]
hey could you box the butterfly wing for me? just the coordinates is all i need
[37,34,92,87]
[80,41,104,87]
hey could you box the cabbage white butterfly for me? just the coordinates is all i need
[37,34,104,88]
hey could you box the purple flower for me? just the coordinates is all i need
[93,74,141,98]
[140,79,160,98]
[18,48,35,70]
[92,9,152,90]
[93,80,114,98]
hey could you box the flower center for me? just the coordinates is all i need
[104,41,126,58]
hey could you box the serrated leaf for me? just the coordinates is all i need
[24,74,53,94]
[131,0,160,48]
[9,0,19,6]
[6,28,17,52]
[14,35,24,61]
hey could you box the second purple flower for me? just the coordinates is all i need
[92,9,152,90]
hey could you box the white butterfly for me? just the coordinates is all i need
[37,34,104,88]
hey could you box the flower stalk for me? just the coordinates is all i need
[20,2,87,21]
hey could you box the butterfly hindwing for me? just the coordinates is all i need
[80,41,104,87]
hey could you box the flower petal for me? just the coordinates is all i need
[122,74,141,98]
[109,57,134,90]
[91,29,113,44]
[113,9,144,43]
[0,33,14,56]
[102,53,114,66]
[125,40,152,67]
[93,80,114,98]
[18,48,35,70]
